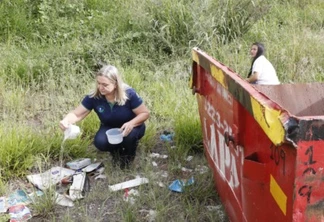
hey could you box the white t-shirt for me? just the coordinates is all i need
[252,55,280,85]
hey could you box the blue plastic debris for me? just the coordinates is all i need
[168,180,184,192]
[168,177,195,192]
[187,177,194,185]
[160,131,174,142]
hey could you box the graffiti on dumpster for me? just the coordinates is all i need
[298,146,317,204]
[298,185,312,204]
[303,146,317,167]
[203,99,243,190]
[270,144,286,175]
[206,74,233,106]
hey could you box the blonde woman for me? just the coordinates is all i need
[59,65,150,169]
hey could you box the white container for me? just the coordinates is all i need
[64,124,80,140]
[106,128,123,144]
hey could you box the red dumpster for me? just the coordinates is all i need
[190,47,324,222]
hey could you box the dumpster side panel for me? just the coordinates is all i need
[195,76,297,221]
[191,48,302,221]
[191,47,324,221]
[196,95,245,222]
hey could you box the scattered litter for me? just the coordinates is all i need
[19,156,107,220]
[94,174,106,180]
[206,205,223,211]
[170,146,176,149]
[123,188,139,204]
[109,177,149,192]
[168,180,184,193]
[66,158,91,170]
[82,162,102,173]
[68,172,87,201]
[206,205,226,220]
[140,209,157,222]
[181,167,193,173]
[61,176,73,185]
[0,197,7,213]
[96,167,105,174]
[168,177,195,193]
[55,193,74,207]
[86,164,105,181]
[152,161,158,167]
[0,190,44,219]
[149,153,168,159]
[8,204,32,222]
[186,156,193,162]
[195,165,209,174]
[26,167,75,190]
[28,190,44,202]
[160,131,174,142]
[7,190,31,207]
[85,164,105,181]
[147,210,157,222]
[158,171,168,178]
[156,182,165,188]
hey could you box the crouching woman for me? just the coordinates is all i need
[59,65,150,169]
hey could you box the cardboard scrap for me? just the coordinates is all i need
[8,204,32,222]
[68,172,86,201]
[55,193,74,207]
[26,167,75,190]
[22,158,104,211]
[0,190,43,216]
[7,190,31,207]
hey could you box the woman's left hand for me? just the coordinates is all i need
[121,122,134,137]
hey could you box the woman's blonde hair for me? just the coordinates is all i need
[90,65,129,105]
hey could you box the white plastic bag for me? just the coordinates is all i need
[64,124,80,140]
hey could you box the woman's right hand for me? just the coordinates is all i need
[59,120,70,131]
[59,106,90,131]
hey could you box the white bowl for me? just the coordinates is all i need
[106,128,123,144]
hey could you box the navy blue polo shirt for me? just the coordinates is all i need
[81,88,143,128]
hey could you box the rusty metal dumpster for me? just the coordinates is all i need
[190,47,324,222]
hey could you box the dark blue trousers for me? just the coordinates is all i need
[94,124,146,160]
